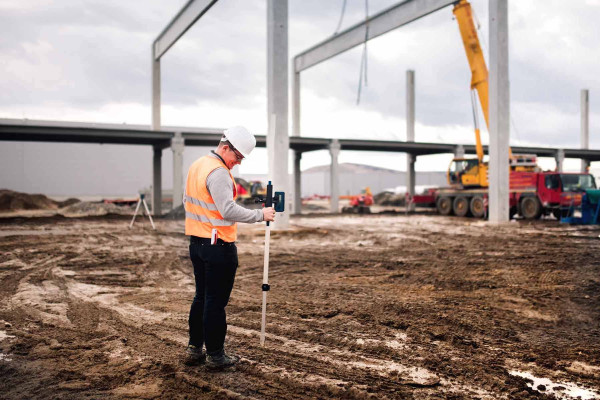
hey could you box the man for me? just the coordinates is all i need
[183,126,275,369]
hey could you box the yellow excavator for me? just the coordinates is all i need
[448,0,537,189]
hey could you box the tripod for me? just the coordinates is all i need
[129,194,156,230]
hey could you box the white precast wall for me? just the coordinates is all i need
[488,0,510,224]
[267,0,290,229]
[298,167,446,197]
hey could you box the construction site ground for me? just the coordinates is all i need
[0,212,599,399]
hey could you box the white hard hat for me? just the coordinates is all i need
[222,126,256,157]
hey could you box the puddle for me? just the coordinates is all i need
[509,370,600,400]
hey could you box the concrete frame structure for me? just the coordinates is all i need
[151,0,219,216]
[487,0,510,224]
[581,89,590,172]
[3,119,597,162]
[150,0,291,228]
[291,0,456,214]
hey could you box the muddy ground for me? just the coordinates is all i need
[0,213,599,399]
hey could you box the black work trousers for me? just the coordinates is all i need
[188,236,238,356]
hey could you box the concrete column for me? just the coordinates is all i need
[152,58,160,130]
[406,70,416,212]
[267,0,289,229]
[292,70,302,215]
[406,70,415,141]
[293,151,302,214]
[581,89,590,172]
[329,139,341,213]
[555,149,565,172]
[292,71,300,137]
[171,132,184,210]
[454,144,465,158]
[406,154,416,212]
[152,145,162,216]
[488,0,510,224]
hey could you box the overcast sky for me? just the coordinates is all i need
[1,0,599,196]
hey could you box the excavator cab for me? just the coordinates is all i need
[448,158,488,188]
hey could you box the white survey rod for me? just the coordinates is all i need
[260,180,274,345]
[260,224,271,346]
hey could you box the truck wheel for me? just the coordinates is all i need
[453,196,470,217]
[520,196,542,220]
[436,197,453,215]
[469,196,485,218]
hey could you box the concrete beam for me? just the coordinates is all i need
[294,0,455,72]
[267,0,290,229]
[171,132,184,210]
[581,89,590,172]
[488,0,510,224]
[152,146,162,216]
[329,139,341,213]
[153,0,219,60]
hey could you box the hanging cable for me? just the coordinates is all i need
[333,0,348,35]
[356,0,370,105]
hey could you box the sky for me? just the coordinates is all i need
[1,0,599,197]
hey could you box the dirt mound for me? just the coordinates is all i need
[374,191,406,206]
[59,201,132,217]
[56,198,80,208]
[0,189,61,212]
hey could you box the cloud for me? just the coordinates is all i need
[1,0,599,196]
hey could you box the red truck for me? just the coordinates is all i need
[414,171,597,220]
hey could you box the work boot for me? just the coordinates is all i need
[205,351,239,370]
[184,344,206,366]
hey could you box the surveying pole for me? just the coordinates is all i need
[259,181,285,346]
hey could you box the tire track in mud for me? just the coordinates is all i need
[1,217,599,399]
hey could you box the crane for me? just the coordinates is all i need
[448,0,537,189]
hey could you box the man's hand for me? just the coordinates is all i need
[263,206,275,222]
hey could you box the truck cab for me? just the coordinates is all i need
[521,172,598,219]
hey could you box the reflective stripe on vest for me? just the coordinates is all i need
[183,195,218,211]
[184,155,238,242]
[184,211,235,226]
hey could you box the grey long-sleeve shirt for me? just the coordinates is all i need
[206,153,264,223]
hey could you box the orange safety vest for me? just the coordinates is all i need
[184,155,238,242]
